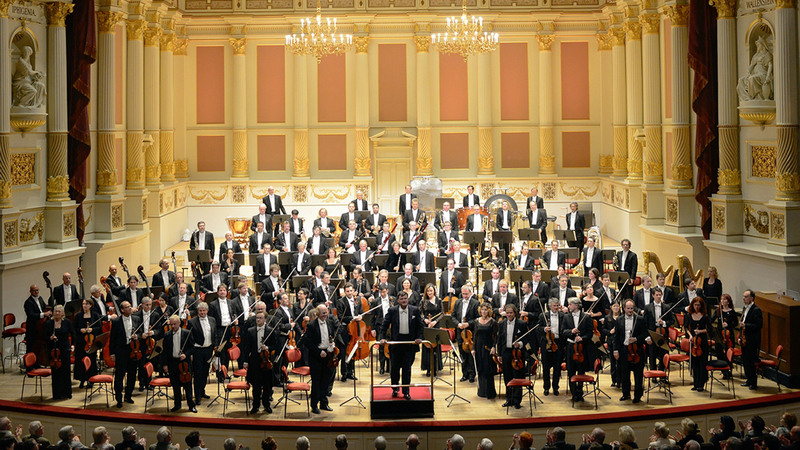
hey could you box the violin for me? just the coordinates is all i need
[722,328,733,349]
[261,346,275,369]
[230,324,242,346]
[692,334,703,357]
[176,327,192,384]
[572,341,584,363]
[287,329,296,349]
[99,276,116,315]
[739,328,747,347]
[491,351,503,374]
[511,347,525,370]
[50,330,62,369]
[627,342,640,363]
[443,273,458,315]
[130,339,142,360]
[460,325,474,353]
[84,333,95,352]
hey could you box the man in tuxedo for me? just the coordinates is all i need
[439,259,466,302]
[371,284,394,374]
[437,221,459,256]
[380,291,424,399]
[336,284,365,381]
[465,205,485,259]
[250,203,271,233]
[739,289,763,390]
[190,221,215,274]
[260,264,285,310]
[447,242,470,268]
[565,202,586,254]
[351,240,374,273]
[134,298,162,391]
[412,240,434,273]
[291,242,312,276]
[497,304,528,408]
[299,304,339,413]
[289,209,304,236]
[551,274,577,311]
[435,201,459,232]
[201,262,228,294]
[218,232,243,258]
[52,273,80,307]
[254,242,278,284]
[527,200,548,244]
[654,273,677,305]
[208,285,243,366]
[563,298,593,402]
[161,315,197,413]
[643,289,672,370]
[614,300,647,403]
[518,280,543,332]
[249,221,271,254]
[398,185,416,216]
[351,191,369,211]
[538,298,565,396]
[395,264,421,293]
[583,237,603,276]
[516,244,537,271]
[312,272,340,308]
[339,203,363,233]
[677,278,706,310]
[462,185,479,208]
[615,239,638,299]
[306,225,330,256]
[634,275,655,311]
[339,220,360,254]
[24,285,51,360]
[261,186,286,215]
[275,221,299,252]
[106,265,125,298]
[402,221,423,253]
[242,310,277,414]
[543,241,566,271]
[313,208,337,235]
[491,280,519,319]
[232,279,256,319]
[120,276,147,311]
[364,203,387,236]
[171,283,197,321]
[482,267,502,303]
[89,284,116,322]
[453,285,479,382]
[495,201,514,260]
[152,259,176,291]
[402,199,426,234]
[167,272,194,299]
[526,187,545,215]
[109,301,142,407]
[375,222,396,254]
[376,270,398,297]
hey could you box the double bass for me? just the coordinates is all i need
[36,272,55,366]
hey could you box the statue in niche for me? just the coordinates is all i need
[737,35,774,102]
[12,46,47,108]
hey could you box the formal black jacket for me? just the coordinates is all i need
[338,228,361,250]
[676,288,706,309]
[160,327,195,368]
[208,298,244,330]
[551,286,578,308]
[644,301,674,330]
[401,230,424,250]
[375,231,396,253]
[525,195,545,213]
[52,284,80,306]
[305,234,331,256]
[89,294,115,320]
[134,308,165,342]
[395,275,421,294]
[300,316,340,362]
[447,251,470,268]
[351,199,369,211]
[119,287,146,309]
[462,194,480,208]
[339,212,363,233]
[537,310,567,350]
[402,209,426,230]
[398,193,417,215]
[249,231,273,255]
[261,195,286,215]
[411,250,435,273]
[152,270,176,290]
[260,276,285,306]
[115,440,145,450]
[740,303,763,343]
[634,288,657,311]
[451,297,480,325]
[218,240,243,258]
[465,214,484,233]
[370,296,394,332]
[380,304,424,347]
[291,252,312,275]
[364,213,387,234]
[565,211,586,244]
[170,295,197,318]
[526,209,548,243]
[242,324,278,379]
[495,210,515,231]
[201,272,229,294]
[254,253,279,283]
[109,314,143,356]
[312,284,340,308]
[482,278,502,303]
[561,310,593,349]
[24,295,48,342]
[439,269,466,298]
[614,313,648,362]
[313,217,337,235]
[437,231,460,254]
[105,275,125,297]
[275,231,299,252]
[190,231,216,260]
[335,296,364,345]
[542,250,566,269]
[386,251,407,272]
[495,318,528,352]
[352,250,374,272]
[582,246,604,275]
[615,250,639,279]
[435,210,459,231]
[518,292,544,324]
[515,253,538,271]
[491,293,520,318]
[250,213,273,232]
[288,218,304,235]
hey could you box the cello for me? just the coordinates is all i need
[137,265,153,302]
[36,272,55,366]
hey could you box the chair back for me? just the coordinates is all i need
[220,364,229,379]
[281,366,289,383]
[144,362,154,378]
[447,328,456,341]
[23,353,36,368]
[593,358,602,375]
[675,313,685,327]
[4,313,14,328]
[662,354,671,374]
[776,345,784,360]
[530,359,539,377]
[286,348,302,363]
[680,338,691,353]
[726,348,734,364]
[668,327,679,343]
[82,356,91,372]
[228,345,241,361]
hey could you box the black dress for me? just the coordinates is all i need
[685,313,711,390]
[323,260,340,276]
[703,278,723,302]
[420,298,444,374]
[402,290,420,307]
[73,311,101,383]
[43,319,75,399]
[603,313,622,385]
[473,318,497,399]
[385,251,406,272]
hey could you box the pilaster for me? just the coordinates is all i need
[126,18,146,190]
[623,13,643,182]
[477,50,493,176]
[537,32,555,176]
[143,11,162,188]
[663,5,693,190]
[160,18,177,183]
[0,4,11,209]
[641,12,663,186]
[414,35,433,176]
[230,34,248,178]
[610,26,628,178]
[293,53,309,178]
[596,32,614,175]
[45,2,73,203]
[354,36,371,178]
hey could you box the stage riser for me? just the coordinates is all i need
[371,399,435,419]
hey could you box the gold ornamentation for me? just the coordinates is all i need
[596,33,612,50]
[249,185,287,201]
[175,159,189,177]
[96,170,117,188]
[536,34,555,51]
[640,13,660,34]
[126,20,146,40]
[770,212,785,240]
[355,36,370,53]
[642,192,648,216]
[354,184,369,200]
[559,182,600,200]
[609,28,626,46]
[161,34,175,52]
[624,21,642,40]
[599,154,613,173]
[174,39,188,56]
[231,185,246,204]
[751,145,776,178]
[46,2,73,27]
[189,187,228,204]
[713,205,725,230]
[539,155,555,169]
[83,205,92,229]
[414,36,430,53]
[311,185,351,203]
[232,158,248,174]
[477,156,494,171]
[354,157,371,176]
[127,167,144,183]
[63,212,75,237]
[716,168,740,187]
[666,198,678,223]
[709,0,736,17]
[671,164,692,181]
[480,183,495,201]
[146,164,161,180]
[230,37,246,55]
[159,193,164,214]
[775,0,795,8]
[19,212,44,242]
[143,27,162,47]
[776,172,800,193]
[644,162,663,177]
[97,11,124,33]
[0,0,9,18]
[293,185,308,203]
[542,182,557,200]
[738,109,775,128]
[293,157,310,176]
[4,220,18,248]
[743,204,769,233]
[11,153,35,186]
[416,157,433,174]
[9,117,46,135]
[47,175,68,195]
[663,5,690,27]
[0,181,11,202]
[142,197,147,219]
[111,204,123,229]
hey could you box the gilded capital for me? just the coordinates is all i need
[709,0,737,17]
[126,19,146,40]
[97,11,124,33]
[663,5,690,27]
[624,21,642,40]
[609,27,626,46]
[536,34,555,51]
[414,36,430,53]
[143,27,162,46]
[230,37,246,55]
[45,2,74,27]
[776,0,795,8]
[0,1,12,18]
[161,34,175,52]
[640,13,660,33]
[355,36,370,53]
[596,33,612,50]
[174,39,188,56]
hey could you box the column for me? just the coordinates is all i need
[610,27,628,178]
[96,11,123,196]
[126,19,145,190]
[596,33,614,175]
[230,36,248,178]
[143,17,161,188]
[537,33,555,175]
[45,2,73,202]
[773,0,799,201]
[173,38,189,178]
[0,2,12,208]
[624,18,643,181]
[160,28,176,182]
[414,35,432,176]
[640,13,662,185]
[477,49,494,176]
[354,36,371,177]
[663,5,692,189]
[293,53,310,177]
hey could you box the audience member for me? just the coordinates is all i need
[184,432,205,450]
[335,435,348,450]
[374,437,387,450]
[478,439,493,450]
[56,426,88,450]
[296,437,310,450]
[407,435,420,450]
[262,437,277,450]
[22,421,50,449]
[150,428,179,450]
[116,427,146,450]
[449,435,466,450]
[546,428,575,450]
[580,429,610,450]
[742,416,781,450]
[649,423,676,449]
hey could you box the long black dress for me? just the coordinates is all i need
[43,319,75,399]
[73,311,101,383]
[473,318,497,399]
[385,251,406,272]
[420,298,444,374]
[602,312,622,385]
[685,313,711,390]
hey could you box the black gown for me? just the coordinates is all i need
[43,319,76,399]
[685,314,711,389]
[602,312,622,385]
[385,251,406,272]
[323,260,340,276]
[73,312,101,383]
[473,318,497,399]
[420,298,444,374]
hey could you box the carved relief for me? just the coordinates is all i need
[142,197,148,219]
[414,36,430,53]
[311,185,351,203]
[111,204,123,229]
[713,205,725,230]
[293,185,308,203]
[190,187,228,204]
[159,193,164,214]
[63,212,75,237]
[743,203,769,234]
[750,145,776,178]
[642,192,648,216]
[559,182,600,201]
[354,184,370,200]
[770,212,785,240]
[4,220,18,248]
[12,45,47,109]
[480,183,495,201]
[19,212,44,242]
[666,198,678,223]
[11,153,35,185]
[231,185,246,204]
[250,185,288,201]
[738,34,774,102]
[542,182,557,200]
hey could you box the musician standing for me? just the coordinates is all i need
[497,304,527,408]
[188,302,216,404]
[371,284,394,375]
[170,283,196,322]
[643,289,672,370]
[219,232,243,258]
[453,286,479,382]
[201,262,227,295]
[402,199,426,234]
[153,259,176,291]
[538,298,565,396]
[134,298,162,391]
[340,203,363,233]
[74,298,101,389]
[276,221,299,253]
[380,291,424,400]
[292,242,312,276]
[375,222,396,254]
[254,243,278,283]
[615,239,638,299]
[565,202,586,254]
[527,200,548,244]
[250,203,271,233]
[262,186,286,235]
[351,191,369,211]
[243,311,277,414]
[398,185,417,216]
[250,222,271,255]
[109,301,142,407]
[365,203,387,235]
[395,264,421,294]
[437,221,459,256]
[312,272,339,308]
[413,240,435,273]
[190,221,215,274]
[495,201,514,261]
[24,285,51,362]
[583,237,603,275]
[299,304,339,414]
[336,284,364,382]
[402,221,423,253]
[614,300,647,403]
[161,315,197,413]
[313,208,337,235]
[352,240,374,273]
[526,187,544,213]
[339,220,360,254]
[52,273,79,307]
[564,298,593,402]
[436,201,459,232]
[482,268,502,304]
[208,285,243,367]
[307,226,330,256]
[273,293,300,387]
[289,209,304,236]
[465,205,485,259]
[106,265,125,298]
[448,242,470,268]
[44,305,75,400]
[739,289,763,390]
[439,259,466,302]
[463,185,480,208]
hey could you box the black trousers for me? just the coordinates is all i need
[193,346,213,401]
[501,348,524,405]
[648,340,668,370]
[618,351,644,399]
[566,348,586,399]
[114,353,138,402]
[249,367,273,408]
[458,338,476,379]
[167,359,195,409]
[390,336,417,395]
[378,344,390,371]
[336,341,356,378]
[309,356,332,408]
[742,338,760,386]
[541,348,563,391]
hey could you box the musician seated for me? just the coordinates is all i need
[516,243,537,271]
[543,241,566,272]
[289,209,304,236]
[482,268,502,304]
[402,199,426,234]
[339,220,360,254]
[275,221,299,253]
[402,221,423,253]
[170,283,197,321]
[313,208,337,236]
[412,240,434,273]
[339,203,363,233]
[439,258,466,300]
[167,272,194,299]
[292,241,312,276]
[549,265,567,290]
[436,201,459,232]
[376,270,398,297]
[352,240,374,273]
[386,241,407,273]
[527,200,548,244]
[437,221,459,256]
[375,221,396,254]
[395,263,421,294]
[364,203,387,236]
[153,259,176,290]
[260,264,285,310]
[219,232,243,258]
[306,225,330,256]
[201,261,228,294]
[221,248,240,277]
[254,243,278,284]
[351,267,373,301]
[251,203,272,233]
[447,242,470,268]
[249,221,272,255]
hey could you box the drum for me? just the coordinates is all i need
[226,217,252,249]
[456,206,488,230]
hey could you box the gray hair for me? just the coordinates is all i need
[28,421,43,436]
[554,428,566,441]
[296,436,310,450]
[58,426,74,442]
[591,429,606,444]
[619,426,636,444]
[335,435,348,450]
[725,438,743,450]
[568,298,581,307]
[654,422,669,439]
[550,298,561,307]
[450,434,465,450]
[92,427,107,445]
[121,426,136,441]
[685,441,701,450]
[157,427,171,443]
[374,437,387,450]
[223,438,237,450]
[479,439,493,450]
[90,285,102,295]
[0,418,10,431]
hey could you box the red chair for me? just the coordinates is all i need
[228,346,248,379]
[754,345,784,392]
[706,349,735,398]
[570,359,601,409]
[220,365,250,417]
[669,338,691,385]
[276,366,310,418]
[143,362,172,413]
[643,354,672,404]
[2,313,25,370]
[287,348,310,383]
[82,356,113,408]
[506,377,533,416]
[21,353,50,400]
[674,313,685,330]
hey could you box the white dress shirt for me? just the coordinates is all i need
[549,252,558,270]
[399,307,410,334]
[123,315,132,343]
[173,330,181,357]
[506,320,515,348]
[198,232,206,250]
[219,299,231,326]
[550,312,560,338]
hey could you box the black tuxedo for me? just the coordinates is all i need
[401,230,423,251]
[339,212,363,232]
[170,295,197,319]
[160,327,195,409]
[288,218,304,235]
[526,209,548,243]
[305,234,330,256]
[526,195,545,213]
[402,209,426,232]
[152,270,176,290]
[537,310,566,391]
[261,195,286,215]
[364,213,387,234]
[242,323,277,408]
[167,283,194,300]
[542,250,566,270]
[312,284,340,308]
[398,193,417,216]
[299,316,339,408]
[208,298,243,339]
[52,284,80,306]
[23,295,48,347]
[254,253,279,283]
[740,303,763,386]
[412,250,435,273]
[218,240,242,259]
[90,294,116,321]
[291,252,312,275]
[435,210,459,231]
[462,193,480,208]
[615,251,639,298]
[495,210,515,231]
[615,314,648,400]
[465,214,484,233]
[582,246,603,276]
[654,284,676,305]
[518,291,544,326]
[190,231,215,261]
[496,318,528,405]
[106,275,125,297]
[447,251,470,268]
[275,231,299,252]
[395,275,421,294]
[375,231,396,253]
[482,278,502,304]
[352,250,374,272]
[565,211,586,251]
[351,199,369,211]
[516,253,537,271]
[563,310,594,399]
[451,297,479,379]
[644,301,673,370]
[339,228,361,251]
[677,288,706,310]
[437,231,459,255]
[119,287,146,309]
[334,296,364,377]
[491,292,519,318]
[313,217,337,235]
[551,286,578,308]
[380,304,424,395]
[634,288,658,311]
[439,270,466,299]
[250,213,273,232]
[260,276,284,308]
[371,295,394,371]
[249,231,272,254]
[201,272,228,294]
[109,314,142,402]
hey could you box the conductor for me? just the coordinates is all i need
[380,291,424,400]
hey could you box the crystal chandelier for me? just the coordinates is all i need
[431,0,499,61]
[285,0,353,63]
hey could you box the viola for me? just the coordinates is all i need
[627,342,640,364]
[546,329,558,352]
[460,327,474,353]
[692,335,703,357]
[178,360,192,384]
[261,348,275,369]
[722,329,733,349]
[739,329,747,347]
[230,325,242,346]
[327,346,340,369]
[130,339,143,360]
[572,341,584,363]
[491,351,503,374]
[511,347,525,370]
[145,335,156,356]
[50,330,62,369]
[287,329,297,349]
[84,333,95,352]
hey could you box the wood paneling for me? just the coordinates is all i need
[257,46,286,123]
[560,42,590,120]
[318,54,346,123]
[196,136,226,172]
[500,43,529,121]
[439,54,468,122]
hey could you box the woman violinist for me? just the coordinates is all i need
[44,305,75,399]
[74,298,102,389]
[385,241,406,273]
[712,293,738,380]
[420,284,443,377]
[603,301,623,388]
[685,297,711,392]
[472,303,497,399]
[292,288,313,367]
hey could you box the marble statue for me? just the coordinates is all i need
[737,35,774,102]
[12,46,47,108]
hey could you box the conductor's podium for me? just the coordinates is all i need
[370,341,436,419]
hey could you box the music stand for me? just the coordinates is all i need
[435,197,456,210]
[188,250,212,273]
[528,248,543,260]
[518,228,542,242]
[438,315,469,407]
[248,253,261,268]
[311,254,326,269]
[607,272,630,290]
[435,256,448,270]
[340,253,353,271]
[415,272,436,291]
[149,286,165,300]
[481,269,494,282]
[553,230,576,244]
[373,254,388,270]
[204,293,219,303]
[463,231,485,248]
[492,231,513,246]
[292,275,311,291]
[365,236,376,250]
[387,272,402,287]
[601,249,616,264]
[454,267,469,281]
[541,270,559,285]
[362,271,375,285]
[570,276,589,289]
[423,327,453,386]
[510,270,533,290]
[481,249,506,260]
[271,214,290,227]
[230,252,246,268]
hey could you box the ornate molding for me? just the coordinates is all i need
[776,172,800,193]
[174,39,188,56]
[46,175,69,196]
[355,36,370,53]
[0,1,9,18]
[232,158,248,173]
[744,203,769,234]
[293,158,310,176]
[666,198,678,223]
[416,157,432,174]
[718,168,741,187]
[751,145,776,178]
[11,153,35,186]
[663,5,690,27]
[311,185,351,203]
[161,34,175,52]
[644,161,663,177]
[624,21,642,40]
[609,28,626,46]
[96,169,117,187]
[671,164,692,181]
[775,0,795,8]
[111,205,123,229]
[189,187,228,204]
[230,37,246,55]
[710,0,737,17]
[97,11,124,33]
[560,182,600,200]
[19,212,44,242]
[414,36,430,53]
[595,33,612,50]
[536,34,555,51]
[143,27,162,47]
[63,212,75,238]
[4,220,18,248]
[45,2,73,27]
[771,212,785,240]
[640,13,660,34]
[0,181,10,202]
[599,154,613,173]
[354,157,371,176]
[713,205,726,231]
[126,20,146,40]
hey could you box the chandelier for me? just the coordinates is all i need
[431,0,499,61]
[285,0,353,63]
